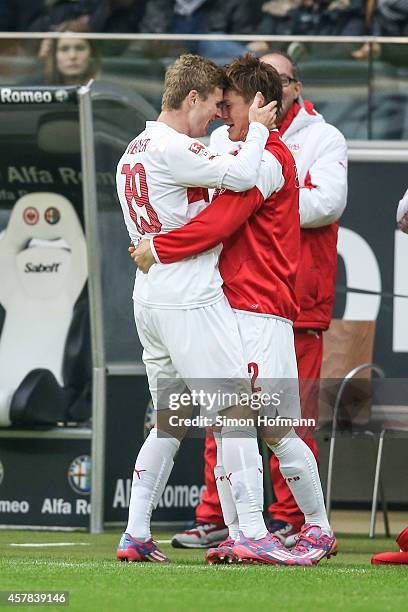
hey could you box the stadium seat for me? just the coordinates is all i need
[0,192,90,427]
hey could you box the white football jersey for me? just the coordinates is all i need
[116,120,268,308]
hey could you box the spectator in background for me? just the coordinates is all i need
[319,0,366,35]
[257,1,303,36]
[256,0,365,37]
[201,0,260,58]
[0,0,46,31]
[0,0,49,61]
[352,0,408,60]
[375,0,408,35]
[139,0,252,58]
[139,0,210,35]
[30,1,145,34]
[43,37,100,85]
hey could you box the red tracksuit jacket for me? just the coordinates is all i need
[152,131,300,323]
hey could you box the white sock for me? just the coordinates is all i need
[268,431,330,534]
[221,426,267,540]
[126,428,180,540]
[257,453,264,508]
[213,432,239,541]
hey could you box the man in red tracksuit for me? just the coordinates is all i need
[170,50,348,549]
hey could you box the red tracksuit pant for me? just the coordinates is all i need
[195,328,323,527]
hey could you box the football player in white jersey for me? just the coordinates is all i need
[115,54,306,565]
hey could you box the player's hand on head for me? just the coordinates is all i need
[131,239,156,273]
[397,188,408,234]
[249,93,277,131]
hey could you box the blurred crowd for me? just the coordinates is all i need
[0,0,407,38]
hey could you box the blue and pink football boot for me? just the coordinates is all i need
[117,533,170,563]
[290,524,337,565]
[229,532,312,566]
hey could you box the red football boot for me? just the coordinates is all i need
[396,526,408,552]
[371,526,408,565]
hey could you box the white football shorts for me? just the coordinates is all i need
[234,310,301,421]
[134,296,251,414]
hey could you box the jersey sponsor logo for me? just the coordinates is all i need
[24,262,61,273]
[67,455,91,495]
[44,207,60,225]
[23,206,39,225]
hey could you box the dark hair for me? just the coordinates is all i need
[43,37,101,86]
[225,53,282,116]
[162,54,227,111]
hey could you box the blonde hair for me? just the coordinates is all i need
[162,54,226,111]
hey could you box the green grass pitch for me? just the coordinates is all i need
[0,531,407,611]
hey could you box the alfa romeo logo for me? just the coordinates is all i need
[68,455,91,495]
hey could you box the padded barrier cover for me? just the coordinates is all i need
[0,193,87,426]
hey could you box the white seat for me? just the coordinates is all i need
[0,193,87,426]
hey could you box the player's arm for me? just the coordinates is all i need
[150,186,264,265]
[397,187,408,233]
[130,188,262,272]
[132,158,280,271]
[165,95,276,192]
[299,129,348,228]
